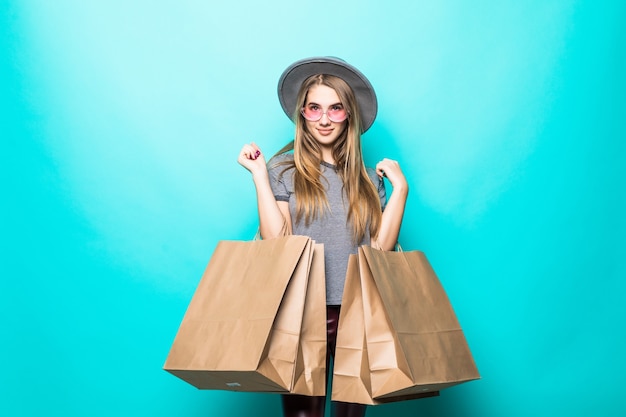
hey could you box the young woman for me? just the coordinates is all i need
[238,57,408,417]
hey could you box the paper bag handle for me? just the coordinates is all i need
[371,240,403,252]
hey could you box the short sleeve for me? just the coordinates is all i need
[267,154,293,202]
[367,167,387,210]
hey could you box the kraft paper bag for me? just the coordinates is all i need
[331,254,376,404]
[332,254,440,405]
[359,245,480,401]
[164,235,325,394]
[291,243,327,396]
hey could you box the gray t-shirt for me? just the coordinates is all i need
[268,152,387,305]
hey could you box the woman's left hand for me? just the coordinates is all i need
[374,158,409,251]
[376,158,408,193]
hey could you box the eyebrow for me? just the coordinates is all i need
[306,101,343,106]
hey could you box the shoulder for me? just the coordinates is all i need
[267,152,295,181]
[268,152,294,167]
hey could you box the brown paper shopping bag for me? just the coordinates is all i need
[331,255,375,404]
[358,245,480,402]
[332,254,440,405]
[291,243,327,396]
[164,235,325,394]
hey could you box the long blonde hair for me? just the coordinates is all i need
[274,74,382,243]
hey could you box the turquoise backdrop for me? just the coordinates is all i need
[2,1,624,416]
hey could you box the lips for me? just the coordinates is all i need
[316,128,334,136]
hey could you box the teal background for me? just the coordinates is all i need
[2,1,624,416]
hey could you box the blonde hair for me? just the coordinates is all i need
[274,74,382,243]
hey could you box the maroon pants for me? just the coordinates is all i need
[281,306,367,417]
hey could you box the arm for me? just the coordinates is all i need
[372,158,408,251]
[238,143,292,239]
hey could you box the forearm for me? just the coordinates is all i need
[252,172,290,239]
[374,184,408,251]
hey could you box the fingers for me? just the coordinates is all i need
[239,142,262,162]
[238,143,268,177]
[376,158,401,178]
[376,158,408,191]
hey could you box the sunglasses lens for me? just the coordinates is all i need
[302,107,321,121]
[328,109,347,122]
[301,107,348,122]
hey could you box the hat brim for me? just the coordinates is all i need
[277,57,378,133]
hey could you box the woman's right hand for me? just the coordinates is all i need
[238,142,267,178]
[238,142,290,238]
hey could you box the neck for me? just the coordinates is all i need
[321,147,335,165]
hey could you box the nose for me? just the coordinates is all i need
[319,112,331,126]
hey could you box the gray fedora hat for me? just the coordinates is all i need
[277,56,378,133]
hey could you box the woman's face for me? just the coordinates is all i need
[303,84,348,152]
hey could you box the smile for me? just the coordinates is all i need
[316,128,334,136]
